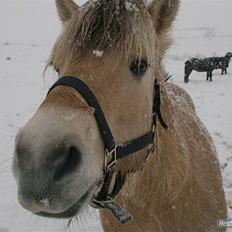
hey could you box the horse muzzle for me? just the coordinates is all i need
[12,106,103,218]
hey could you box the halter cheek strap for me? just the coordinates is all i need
[47,76,168,224]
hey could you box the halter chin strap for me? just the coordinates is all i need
[47,76,168,224]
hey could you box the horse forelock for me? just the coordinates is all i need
[47,0,157,72]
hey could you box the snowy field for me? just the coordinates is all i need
[0,0,232,231]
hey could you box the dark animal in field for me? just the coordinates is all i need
[184,52,232,83]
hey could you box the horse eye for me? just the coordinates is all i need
[130,59,148,78]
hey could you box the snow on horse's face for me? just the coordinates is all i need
[13,0,178,219]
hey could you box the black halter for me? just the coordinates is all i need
[47,76,167,224]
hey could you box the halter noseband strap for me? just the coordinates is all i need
[47,76,167,224]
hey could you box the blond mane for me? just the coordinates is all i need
[47,0,159,71]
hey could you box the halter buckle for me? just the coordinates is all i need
[105,145,118,172]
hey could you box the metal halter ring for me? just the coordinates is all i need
[104,145,118,172]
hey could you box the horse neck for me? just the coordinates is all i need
[121,83,192,210]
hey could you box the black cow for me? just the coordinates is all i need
[184,52,232,83]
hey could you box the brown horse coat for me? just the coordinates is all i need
[101,83,227,232]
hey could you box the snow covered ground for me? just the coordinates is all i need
[0,0,231,231]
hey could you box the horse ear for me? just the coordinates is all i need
[55,0,79,23]
[148,0,180,34]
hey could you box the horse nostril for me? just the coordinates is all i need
[54,146,81,181]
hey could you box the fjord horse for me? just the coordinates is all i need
[13,0,227,231]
